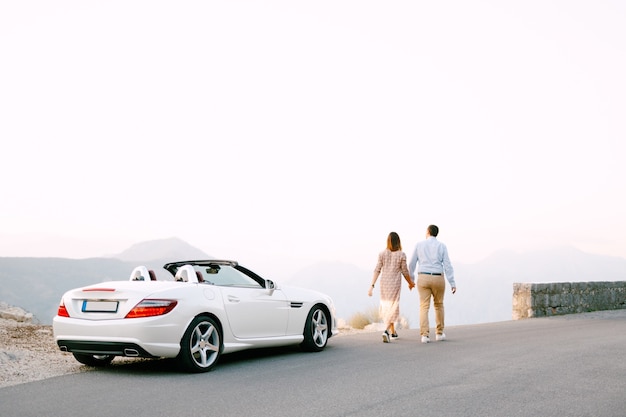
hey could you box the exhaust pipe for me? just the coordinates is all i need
[124,348,140,357]
[59,346,69,352]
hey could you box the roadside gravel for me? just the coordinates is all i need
[0,317,369,389]
[0,318,86,388]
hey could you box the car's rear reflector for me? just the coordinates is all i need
[125,299,178,318]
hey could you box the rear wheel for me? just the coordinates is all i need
[301,305,329,352]
[72,353,115,367]
[178,316,221,372]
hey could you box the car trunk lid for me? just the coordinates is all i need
[62,281,182,320]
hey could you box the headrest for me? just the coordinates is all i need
[130,266,151,281]
[174,265,199,283]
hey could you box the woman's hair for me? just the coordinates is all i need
[386,232,402,251]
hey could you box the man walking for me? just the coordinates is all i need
[408,225,456,343]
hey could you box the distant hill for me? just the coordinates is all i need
[0,238,211,324]
[283,246,626,328]
[1,241,624,327]
[444,246,626,325]
[0,257,134,325]
[111,237,210,262]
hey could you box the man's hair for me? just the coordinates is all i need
[387,232,402,251]
[428,225,439,237]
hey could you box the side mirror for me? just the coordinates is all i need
[265,279,277,295]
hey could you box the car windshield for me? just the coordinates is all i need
[203,264,263,288]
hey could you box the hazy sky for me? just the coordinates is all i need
[2,1,625,277]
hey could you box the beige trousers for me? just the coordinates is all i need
[417,274,446,336]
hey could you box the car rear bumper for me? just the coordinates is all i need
[53,316,185,358]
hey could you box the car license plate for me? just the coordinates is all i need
[82,300,119,313]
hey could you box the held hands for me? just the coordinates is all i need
[404,275,415,291]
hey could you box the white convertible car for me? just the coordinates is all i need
[53,260,337,372]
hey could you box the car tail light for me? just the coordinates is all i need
[57,301,70,317]
[125,299,178,318]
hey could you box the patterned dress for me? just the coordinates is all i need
[374,249,410,324]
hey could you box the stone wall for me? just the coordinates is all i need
[512,281,626,320]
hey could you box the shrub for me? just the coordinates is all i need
[348,312,370,329]
[348,307,381,329]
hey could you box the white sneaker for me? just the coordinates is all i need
[436,333,446,341]
[421,336,430,344]
[382,331,390,343]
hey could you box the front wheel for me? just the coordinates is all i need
[72,353,115,367]
[177,316,222,373]
[301,305,329,352]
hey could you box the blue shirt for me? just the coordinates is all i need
[408,236,456,287]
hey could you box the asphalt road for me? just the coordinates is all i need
[1,310,625,417]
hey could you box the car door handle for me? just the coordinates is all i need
[227,295,240,303]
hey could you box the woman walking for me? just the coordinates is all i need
[368,232,415,342]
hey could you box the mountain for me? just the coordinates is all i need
[283,246,626,328]
[444,246,626,326]
[0,257,134,325]
[1,241,624,327]
[0,238,211,324]
[111,237,210,262]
